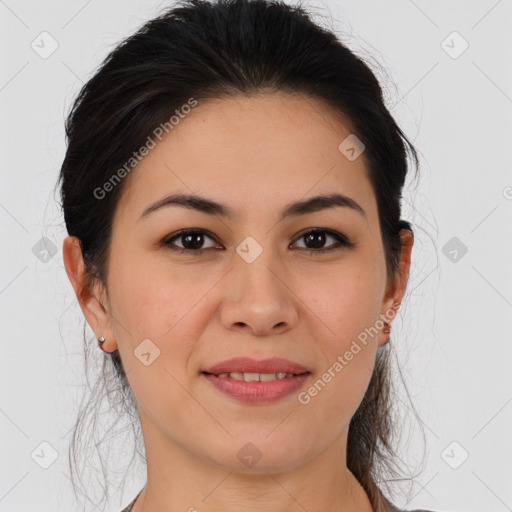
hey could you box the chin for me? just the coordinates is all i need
[202,436,313,475]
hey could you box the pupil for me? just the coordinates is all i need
[184,233,203,249]
[306,231,325,249]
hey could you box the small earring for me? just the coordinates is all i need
[98,336,108,352]
[97,335,116,354]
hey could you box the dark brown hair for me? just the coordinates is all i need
[57,0,425,509]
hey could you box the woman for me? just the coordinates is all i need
[59,0,441,510]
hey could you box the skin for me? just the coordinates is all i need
[63,92,413,512]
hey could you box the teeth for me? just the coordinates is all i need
[215,372,297,381]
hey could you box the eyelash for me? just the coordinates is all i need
[162,228,355,255]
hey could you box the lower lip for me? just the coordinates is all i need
[202,372,310,403]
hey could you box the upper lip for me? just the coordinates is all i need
[202,357,310,375]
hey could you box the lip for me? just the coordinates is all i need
[202,372,310,403]
[202,357,310,375]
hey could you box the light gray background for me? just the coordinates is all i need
[1,0,511,511]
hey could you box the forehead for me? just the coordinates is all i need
[114,92,376,225]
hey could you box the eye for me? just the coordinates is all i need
[290,228,355,254]
[163,228,354,255]
[163,229,221,254]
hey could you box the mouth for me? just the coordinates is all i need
[200,357,311,403]
[201,370,310,382]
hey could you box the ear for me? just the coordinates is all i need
[62,236,117,352]
[378,228,414,346]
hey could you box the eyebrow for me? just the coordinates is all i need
[139,192,366,222]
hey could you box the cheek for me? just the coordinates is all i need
[293,302,379,454]
[108,259,200,425]
[297,257,384,411]
[108,247,201,342]
[302,256,385,342]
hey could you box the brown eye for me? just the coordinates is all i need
[291,229,354,253]
[162,228,354,256]
[163,229,220,254]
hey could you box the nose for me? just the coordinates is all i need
[219,249,299,337]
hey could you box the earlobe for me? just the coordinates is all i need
[62,236,116,349]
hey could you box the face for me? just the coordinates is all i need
[64,92,411,475]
